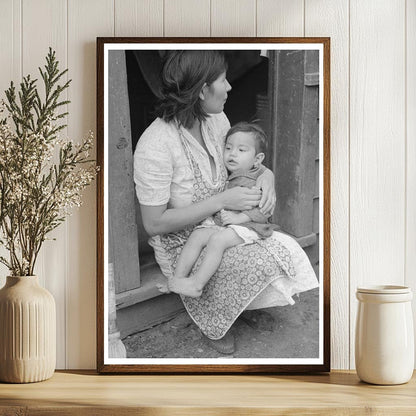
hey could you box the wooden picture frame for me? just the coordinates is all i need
[97,37,330,373]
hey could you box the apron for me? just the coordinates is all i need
[159,122,296,340]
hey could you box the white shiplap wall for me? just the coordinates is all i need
[0,0,414,370]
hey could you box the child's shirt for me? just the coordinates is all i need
[217,165,280,238]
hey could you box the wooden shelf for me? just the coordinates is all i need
[0,370,415,415]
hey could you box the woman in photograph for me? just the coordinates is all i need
[134,50,318,354]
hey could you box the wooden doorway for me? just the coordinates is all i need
[108,49,320,338]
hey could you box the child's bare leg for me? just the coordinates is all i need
[175,228,217,277]
[157,227,216,294]
[169,228,243,297]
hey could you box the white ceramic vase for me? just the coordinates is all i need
[355,285,414,385]
[0,276,56,383]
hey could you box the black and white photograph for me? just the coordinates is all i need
[97,39,330,373]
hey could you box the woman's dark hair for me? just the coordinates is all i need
[156,50,227,129]
[225,122,267,154]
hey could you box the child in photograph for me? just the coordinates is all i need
[161,122,279,298]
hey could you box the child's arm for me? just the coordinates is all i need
[242,207,270,224]
[220,210,251,225]
[223,172,272,224]
[220,207,271,225]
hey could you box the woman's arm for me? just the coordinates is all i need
[141,186,262,236]
[256,167,276,216]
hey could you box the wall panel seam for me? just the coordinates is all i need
[209,0,212,37]
[20,0,22,79]
[209,0,212,38]
[65,0,69,369]
[404,0,407,285]
[163,0,165,37]
[20,0,23,78]
[303,0,305,36]
[348,0,351,370]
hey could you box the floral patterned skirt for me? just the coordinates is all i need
[160,228,305,340]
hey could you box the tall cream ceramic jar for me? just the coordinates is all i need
[0,276,56,383]
[355,285,414,385]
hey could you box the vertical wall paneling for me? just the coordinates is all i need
[406,0,416,364]
[350,0,406,368]
[164,0,210,37]
[22,0,68,368]
[256,0,304,37]
[67,0,114,370]
[115,0,163,37]
[0,0,21,289]
[0,0,21,99]
[0,0,13,101]
[211,0,255,37]
[305,0,350,369]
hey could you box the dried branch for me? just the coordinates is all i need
[0,49,97,276]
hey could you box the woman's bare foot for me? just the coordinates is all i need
[168,277,203,298]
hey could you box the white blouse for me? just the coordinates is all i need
[134,112,230,277]
[133,112,230,209]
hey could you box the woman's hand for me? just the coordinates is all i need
[220,186,261,211]
[256,168,276,215]
[220,209,250,225]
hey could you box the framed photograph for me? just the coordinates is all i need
[97,37,330,373]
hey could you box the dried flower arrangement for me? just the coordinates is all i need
[0,48,97,276]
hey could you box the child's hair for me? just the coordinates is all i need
[225,122,267,154]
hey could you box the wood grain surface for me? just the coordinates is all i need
[305,0,350,371]
[406,0,416,367]
[67,0,113,371]
[0,371,415,415]
[349,0,406,369]
[211,0,256,37]
[22,0,68,369]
